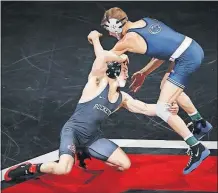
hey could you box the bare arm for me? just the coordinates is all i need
[121,92,157,116]
[89,37,128,79]
[89,31,164,76]
[91,36,127,62]
[110,35,133,55]
[138,58,165,76]
[92,38,104,58]
[111,38,165,77]
[88,31,128,78]
[110,33,165,76]
[121,92,179,116]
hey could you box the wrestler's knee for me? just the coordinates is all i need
[107,147,131,171]
[120,157,131,170]
[115,153,131,171]
[156,101,172,122]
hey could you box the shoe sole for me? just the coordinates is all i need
[183,149,210,175]
[195,126,213,140]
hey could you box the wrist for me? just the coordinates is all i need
[92,37,100,43]
[140,70,148,76]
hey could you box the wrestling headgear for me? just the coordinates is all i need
[101,16,128,39]
[106,61,121,79]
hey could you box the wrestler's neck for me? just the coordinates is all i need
[108,79,119,94]
[122,21,134,36]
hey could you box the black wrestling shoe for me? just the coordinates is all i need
[183,143,210,175]
[77,151,91,169]
[4,162,34,182]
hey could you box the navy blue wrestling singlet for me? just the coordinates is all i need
[67,84,122,145]
[128,17,204,88]
[127,17,185,60]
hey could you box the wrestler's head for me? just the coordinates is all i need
[101,7,128,40]
[106,59,129,88]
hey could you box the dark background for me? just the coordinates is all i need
[1,1,217,169]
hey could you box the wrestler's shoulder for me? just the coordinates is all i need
[122,32,137,42]
[120,91,133,100]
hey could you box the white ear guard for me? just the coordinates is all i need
[102,17,127,34]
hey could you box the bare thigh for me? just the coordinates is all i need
[87,138,131,170]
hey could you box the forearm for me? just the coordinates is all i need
[91,52,126,76]
[127,99,157,116]
[92,38,104,58]
[110,47,128,56]
[140,58,164,76]
[92,39,125,63]
[91,57,108,76]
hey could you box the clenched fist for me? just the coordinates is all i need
[88,30,102,44]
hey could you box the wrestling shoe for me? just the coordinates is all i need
[187,119,213,140]
[186,119,213,155]
[183,143,210,175]
[4,162,36,182]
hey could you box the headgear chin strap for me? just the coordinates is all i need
[102,17,128,34]
[106,61,121,79]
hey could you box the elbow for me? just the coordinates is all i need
[95,53,107,63]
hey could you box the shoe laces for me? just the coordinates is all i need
[186,147,191,155]
[187,150,193,167]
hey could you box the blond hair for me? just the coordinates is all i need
[101,7,128,25]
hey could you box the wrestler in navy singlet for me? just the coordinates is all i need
[128,17,204,88]
[128,17,185,60]
[59,84,122,160]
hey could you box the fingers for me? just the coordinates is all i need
[87,30,103,44]
[131,73,137,81]
[88,39,93,45]
[169,103,179,114]
[125,57,129,65]
[129,78,136,90]
[133,86,141,93]
[129,83,141,93]
[119,54,129,63]
[131,75,135,81]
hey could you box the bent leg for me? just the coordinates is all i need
[158,55,200,137]
[4,123,77,181]
[157,45,210,174]
[161,72,197,115]
[88,138,131,171]
[161,72,213,140]
[106,147,131,171]
[36,123,77,175]
[40,154,74,175]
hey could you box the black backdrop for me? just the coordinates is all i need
[1,1,217,169]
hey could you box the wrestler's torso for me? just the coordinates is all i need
[68,83,122,138]
[127,17,186,60]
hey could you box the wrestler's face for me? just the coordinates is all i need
[116,62,129,87]
[109,32,123,40]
